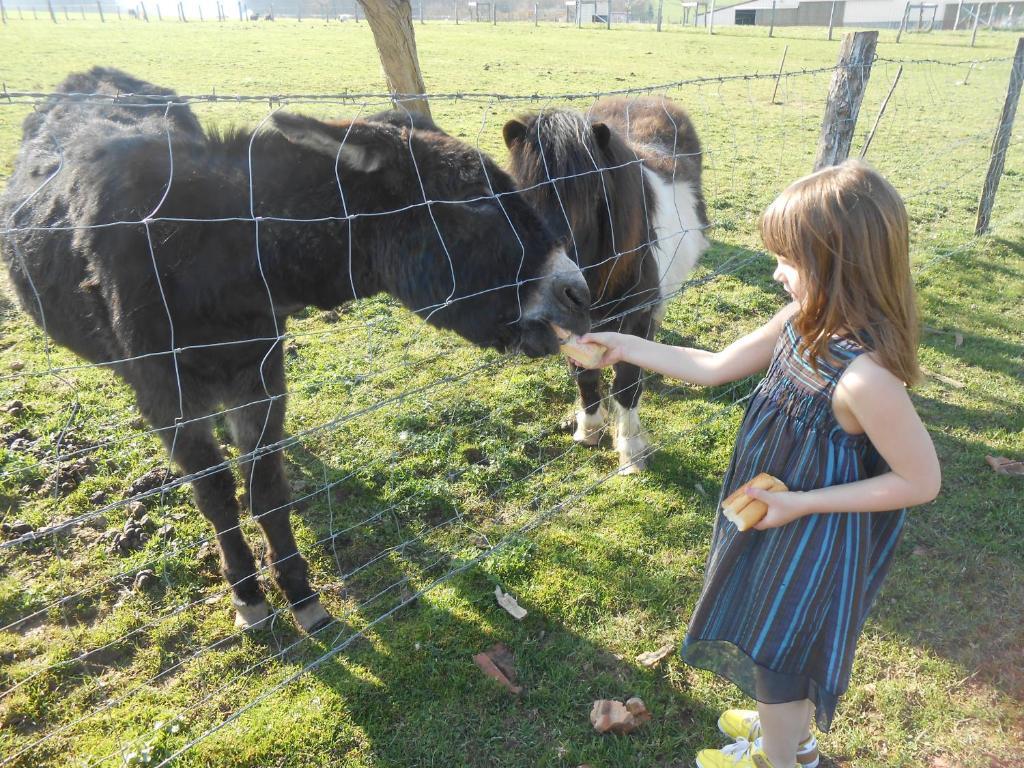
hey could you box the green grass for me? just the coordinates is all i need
[1,17,1023,768]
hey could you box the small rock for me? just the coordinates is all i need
[1,521,33,536]
[322,310,339,323]
[9,360,25,372]
[196,540,218,562]
[133,569,157,591]
[125,501,146,521]
[3,427,33,447]
[126,467,179,498]
[89,490,107,505]
[156,524,175,541]
[461,445,488,465]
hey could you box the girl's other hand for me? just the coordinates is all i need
[746,487,811,530]
[576,332,633,368]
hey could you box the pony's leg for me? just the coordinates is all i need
[610,309,658,474]
[226,362,332,634]
[571,363,608,446]
[146,409,270,629]
[611,359,651,474]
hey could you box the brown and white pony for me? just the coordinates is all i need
[504,96,709,473]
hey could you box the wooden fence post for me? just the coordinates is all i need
[976,37,1024,233]
[860,64,902,158]
[769,0,775,36]
[954,0,963,27]
[896,1,909,41]
[971,1,981,45]
[827,0,836,39]
[814,30,878,170]
[140,0,148,19]
[708,0,715,32]
[357,0,432,118]
[96,0,104,18]
[656,0,662,30]
[47,0,56,20]
[771,44,789,103]
[0,0,7,23]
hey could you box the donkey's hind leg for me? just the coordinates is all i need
[571,364,608,446]
[151,416,270,629]
[226,382,332,635]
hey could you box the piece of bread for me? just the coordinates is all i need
[559,335,607,368]
[552,323,606,368]
[721,472,788,531]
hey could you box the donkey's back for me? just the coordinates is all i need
[0,67,204,364]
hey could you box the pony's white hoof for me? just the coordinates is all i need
[573,406,607,446]
[233,599,272,630]
[617,456,647,475]
[616,435,651,475]
[292,599,333,634]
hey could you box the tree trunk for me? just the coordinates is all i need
[357,0,431,118]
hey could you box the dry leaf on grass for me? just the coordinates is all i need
[473,643,522,694]
[590,697,650,734]
[495,586,527,620]
[922,368,966,389]
[635,643,675,669]
[986,455,1024,477]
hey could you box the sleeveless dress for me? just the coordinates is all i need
[680,319,907,732]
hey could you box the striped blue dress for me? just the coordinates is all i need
[680,319,906,732]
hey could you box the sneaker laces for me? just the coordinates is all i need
[721,737,757,763]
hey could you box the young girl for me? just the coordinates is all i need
[577,159,941,768]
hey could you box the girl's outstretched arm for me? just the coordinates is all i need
[579,302,799,387]
[747,354,941,528]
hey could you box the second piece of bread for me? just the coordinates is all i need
[721,472,788,531]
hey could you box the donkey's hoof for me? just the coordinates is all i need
[233,599,272,630]
[292,599,333,634]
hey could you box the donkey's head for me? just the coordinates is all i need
[270,112,590,357]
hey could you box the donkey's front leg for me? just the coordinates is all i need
[156,420,270,630]
[228,389,332,634]
[611,361,651,474]
[572,364,608,446]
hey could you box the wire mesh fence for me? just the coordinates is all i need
[0,53,1021,766]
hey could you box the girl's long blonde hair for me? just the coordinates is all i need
[760,159,920,385]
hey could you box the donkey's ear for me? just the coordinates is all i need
[271,112,385,173]
[592,122,611,150]
[502,118,528,149]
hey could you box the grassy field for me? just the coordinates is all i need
[1,17,1023,768]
